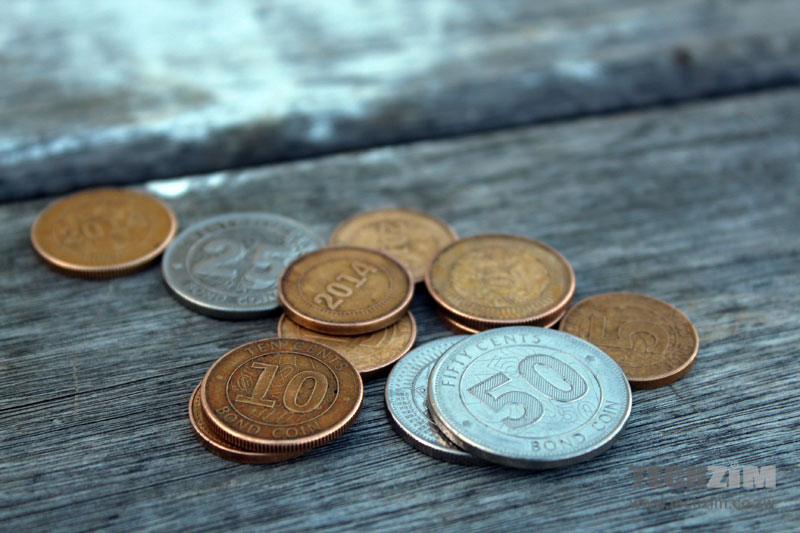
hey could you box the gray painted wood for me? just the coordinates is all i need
[3,0,800,201]
[1,88,799,531]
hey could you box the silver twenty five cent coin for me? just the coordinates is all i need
[428,326,631,469]
[385,336,485,465]
[162,213,323,318]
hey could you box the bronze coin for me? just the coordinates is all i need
[425,234,574,330]
[188,385,303,464]
[437,305,568,334]
[329,208,457,283]
[31,188,177,278]
[278,246,414,335]
[559,292,698,389]
[201,338,363,453]
[438,311,479,334]
[277,312,417,379]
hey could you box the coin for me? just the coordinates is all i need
[278,246,414,335]
[329,208,457,283]
[428,326,631,469]
[30,187,177,277]
[202,338,362,453]
[438,306,569,334]
[438,311,479,334]
[277,312,417,379]
[188,385,304,464]
[385,336,485,465]
[162,213,323,318]
[559,292,698,389]
[425,234,575,330]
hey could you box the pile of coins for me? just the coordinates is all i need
[187,337,363,463]
[425,234,575,333]
[31,188,699,468]
[387,327,631,467]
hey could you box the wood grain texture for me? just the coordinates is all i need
[3,0,800,201]
[1,88,799,531]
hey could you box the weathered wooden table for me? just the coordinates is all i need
[1,2,798,531]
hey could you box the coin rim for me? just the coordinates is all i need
[437,305,569,334]
[278,245,415,335]
[558,291,699,389]
[424,234,575,328]
[188,385,304,464]
[277,311,418,379]
[161,212,324,318]
[384,335,486,465]
[30,187,178,278]
[328,207,458,283]
[200,337,364,453]
[427,326,632,469]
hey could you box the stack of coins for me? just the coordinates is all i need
[273,208,457,377]
[188,338,363,463]
[275,246,417,376]
[275,207,461,378]
[425,234,575,333]
[386,326,632,468]
[30,189,699,469]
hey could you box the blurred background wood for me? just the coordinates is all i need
[1,89,798,531]
[3,0,800,200]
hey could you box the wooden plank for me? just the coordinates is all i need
[1,88,799,531]
[3,0,800,201]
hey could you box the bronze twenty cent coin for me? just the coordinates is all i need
[278,246,414,335]
[201,338,363,453]
[559,292,699,389]
[329,208,457,283]
[31,188,177,278]
[189,385,304,464]
[277,312,417,379]
[425,234,575,331]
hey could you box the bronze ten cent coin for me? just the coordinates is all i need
[189,385,304,464]
[426,234,575,331]
[559,292,699,389]
[277,312,417,379]
[201,338,363,454]
[278,246,414,335]
[31,188,177,277]
[329,208,457,283]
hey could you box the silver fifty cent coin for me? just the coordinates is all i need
[385,336,486,465]
[428,326,631,469]
[162,213,323,318]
